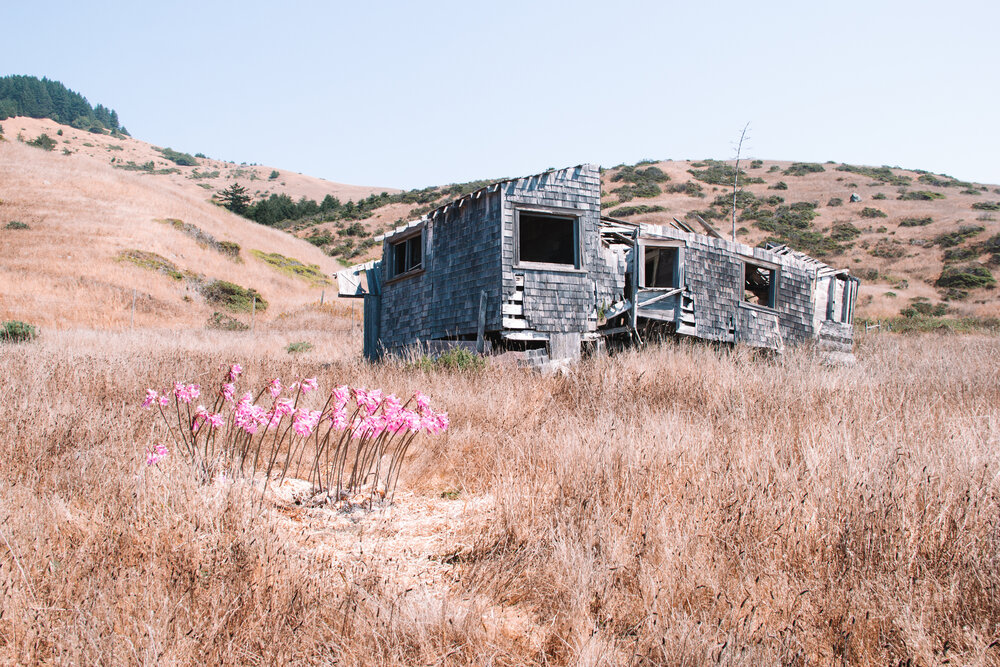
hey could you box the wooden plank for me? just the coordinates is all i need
[501,303,523,316]
[502,317,528,329]
[502,330,549,341]
[514,275,524,287]
[637,288,683,308]
[476,290,488,354]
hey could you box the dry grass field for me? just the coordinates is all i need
[2,316,998,665]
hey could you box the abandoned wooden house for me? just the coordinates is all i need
[337,164,859,363]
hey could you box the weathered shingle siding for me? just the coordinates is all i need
[378,192,503,352]
[500,164,620,332]
[641,227,818,347]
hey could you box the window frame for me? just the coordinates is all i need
[386,227,424,283]
[639,240,685,290]
[513,207,584,272]
[740,257,780,310]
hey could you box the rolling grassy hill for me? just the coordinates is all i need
[3,115,998,331]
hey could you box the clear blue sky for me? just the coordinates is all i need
[3,0,998,189]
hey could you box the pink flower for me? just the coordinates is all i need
[269,378,282,398]
[332,385,350,411]
[159,396,169,407]
[229,364,242,381]
[301,377,318,393]
[221,383,235,402]
[331,406,349,430]
[414,392,431,412]
[292,409,321,437]
[206,413,224,429]
[145,443,168,466]
[274,398,295,418]
[142,389,158,409]
[173,382,200,404]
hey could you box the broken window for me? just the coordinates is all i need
[744,261,777,308]
[517,212,578,267]
[644,246,679,288]
[390,233,422,278]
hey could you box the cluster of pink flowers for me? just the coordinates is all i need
[145,443,168,466]
[141,370,448,448]
[338,386,449,439]
[173,383,200,404]
[141,389,170,409]
[193,406,225,431]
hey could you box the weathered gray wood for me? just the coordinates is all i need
[637,287,683,308]
[476,290,487,354]
[501,303,523,316]
[502,317,528,329]
[363,293,382,361]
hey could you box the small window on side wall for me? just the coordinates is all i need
[644,246,679,288]
[744,261,777,308]
[517,211,579,268]
[391,233,422,278]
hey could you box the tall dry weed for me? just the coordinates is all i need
[1,328,998,664]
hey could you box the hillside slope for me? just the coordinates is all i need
[295,159,1000,321]
[0,129,351,329]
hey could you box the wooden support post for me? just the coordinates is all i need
[476,290,487,354]
[320,290,325,306]
[251,295,256,333]
[130,289,136,330]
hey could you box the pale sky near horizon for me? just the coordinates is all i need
[3,0,998,189]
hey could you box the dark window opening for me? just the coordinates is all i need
[744,262,776,308]
[644,247,679,288]
[391,234,422,277]
[518,212,577,266]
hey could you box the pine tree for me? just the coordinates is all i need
[218,184,251,215]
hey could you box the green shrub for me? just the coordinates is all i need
[767,165,781,173]
[611,165,669,185]
[827,197,843,207]
[872,192,887,200]
[687,160,764,186]
[666,181,705,197]
[901,300,948,318]
[413,347,485,372]
[611,182,662,200]
[971,201,1000,211]
[250,249,330,286]
[934,225,984,248]
[206,312,249,331]
[829,222,861,241]
[4,220,29,230]
[768,181,788,190]
[749,159,763,169]
[1,320,37,343]
[942,246,979,262]
[782,162,825,176]
[898,217,933,227]
[202,280,267,313]
[156,147,198,166]
[860,207,887,218]
[898,190,946,201]
[836,164,911,186]
[285,341,314,354]
[607,204,666,217]
[117,249,189,280]
[935,264,996,289]
[269,170,280,180]
[216,241,239,259]
[27,133,56,151]
[869,239,906,259]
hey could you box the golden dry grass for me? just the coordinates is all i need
[0,138,350,329]
[1,323,998,665]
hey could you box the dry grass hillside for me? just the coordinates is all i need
[2,324,998,665]
[0,131,354,330]
[293,159,1000,322]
